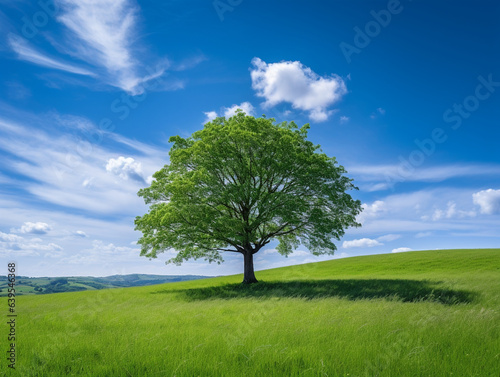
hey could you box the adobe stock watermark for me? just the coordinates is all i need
[57,266,137,351]
[21,0,59,39]
[364,329,412,376]
[225,302,272,354]
[384,74,499,189]
[340,0,411,64]
[213,0,242,22]
[52,65,165,181]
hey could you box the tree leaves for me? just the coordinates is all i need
[135,111,362,265]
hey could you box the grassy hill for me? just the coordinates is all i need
[4,248,500,376]
[0,274,212,296]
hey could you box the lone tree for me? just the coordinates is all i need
[135,112,362,284]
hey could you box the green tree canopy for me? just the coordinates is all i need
[135,112,362,283]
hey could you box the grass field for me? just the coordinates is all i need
[3,249,500,376]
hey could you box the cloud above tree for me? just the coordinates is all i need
[250,57,347,122]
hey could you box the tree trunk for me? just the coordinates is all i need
[242,251,258,284]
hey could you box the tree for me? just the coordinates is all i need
[135,112,362,284]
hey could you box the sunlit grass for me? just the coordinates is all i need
[4,249,500,376]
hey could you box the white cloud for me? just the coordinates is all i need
[82,177,94,188]
[431,201,476,221]
[473,189,500,215]
[339,115,349,124]
[203,111,218,124]
[342,238,382,249]
[172,55,207,71]
[0,231,62,256]
[432,202,455,220]
[446,202,457,218]
[223,102,255,118]
[357,200,385,224]
[0,232,24,243]
[106,156,145,182]
[370,108,385,119]
[7,34,95,77]
[203,102,255,124]
[365,183,392,192]
[250,57,347,122]
[46,243,63,251]
[391,247,412,253]
[377,234,401,242]
[19,222,52,234]
[431,209,444,221]
[415,231,432,238]
[74,230,88,238]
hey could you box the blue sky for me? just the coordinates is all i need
[0,0,499,277]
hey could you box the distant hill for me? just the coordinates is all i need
[0,274,214,295]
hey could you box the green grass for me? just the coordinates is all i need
[3,249,500,376]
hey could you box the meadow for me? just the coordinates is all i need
[3,248,500,376]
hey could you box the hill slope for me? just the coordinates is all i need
[5,249,500,376]
[0,274,213,296]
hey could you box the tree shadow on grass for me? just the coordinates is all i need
[155,279,477,305]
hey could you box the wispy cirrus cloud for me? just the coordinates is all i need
[55,0,165,94]
[377,234,401,242]
[0,106,175,275]
[0,231,62,256]
[7,33,95,77]
[346,188,500,240]
[428,201,476,221]
[0,109,165,215]
[348,163,500,191]
[6,0,186,94]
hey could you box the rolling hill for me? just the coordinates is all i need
[4,248,500,376]
[0,274,213,296]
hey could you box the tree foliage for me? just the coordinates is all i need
[135,112,362,282]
